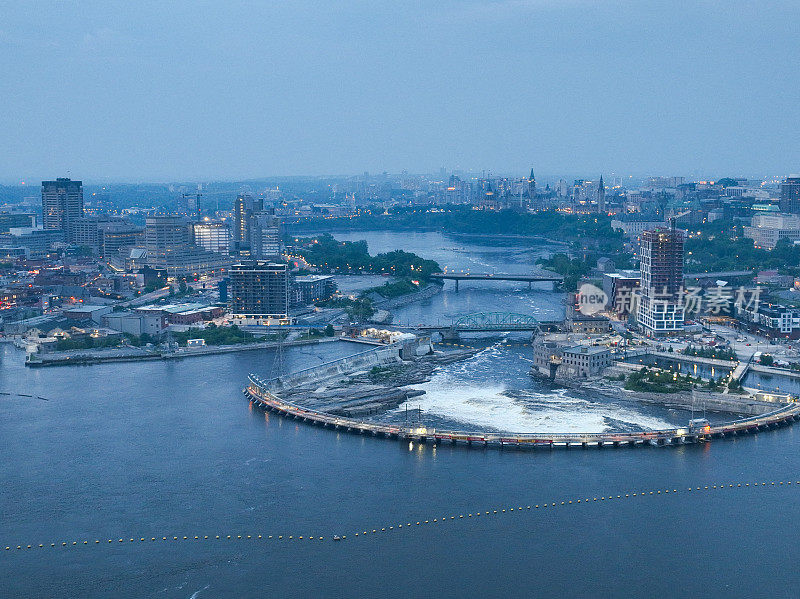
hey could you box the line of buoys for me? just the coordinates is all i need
[4,481,796,552]
[343,480,799,541]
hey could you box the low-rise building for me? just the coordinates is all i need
[743,213,800,249]
[293,275,337,305]
[560,345,613,378]
[103,311,165,336]
[736,302,800,339]
[64,304,113,324]
[602,271,641,316]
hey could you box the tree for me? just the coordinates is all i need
[178,278,188,294]
[325,324,335,337]
[760,354,774,366]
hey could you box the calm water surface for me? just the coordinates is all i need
[2,232,800,598]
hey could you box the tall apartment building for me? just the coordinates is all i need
[229,261,291,326]
[779,175,800,214]
[42,178,83,242]
[637,226,685,335]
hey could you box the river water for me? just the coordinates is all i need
[3,231,800,597]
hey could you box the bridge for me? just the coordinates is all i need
[415,312,554,340]
[431,271,562,290]
[245,374,800,450]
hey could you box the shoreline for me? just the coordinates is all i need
[24,337,339,368]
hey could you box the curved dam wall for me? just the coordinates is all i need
[266,345,401,392]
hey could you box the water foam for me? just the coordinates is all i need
[401,366,676,434]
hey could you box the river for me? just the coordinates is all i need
[2,231,800,597]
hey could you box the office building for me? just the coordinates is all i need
[637,226,686,335]
[250,212,282,259]
[144,216,231,276]
[0,212,36,233]
[177,193,202,219]
[233,193,263,247]
[229,261,290,325]
[100,223,144,258]
[1,227,63,258]
[602,271,641,317]
[743,213,800,249]
[42,178,83,242]
[293,274,336,305]
[192,221,231,255]
[779,175,800,214]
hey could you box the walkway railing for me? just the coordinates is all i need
[245,374,800,448]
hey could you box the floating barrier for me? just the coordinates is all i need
[3,481,797,552]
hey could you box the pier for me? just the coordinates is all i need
[244,374,800,450]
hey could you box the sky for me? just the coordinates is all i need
[1,0,799,183]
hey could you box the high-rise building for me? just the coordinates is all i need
[42,178,83,242]
[779,175,800,214]
[177,193,202,219]
[144,216,231,276]
[233,193,263,247]
[229,260,291,325]
[145,216,191,265]
[597,175,605,214]
[250,212,282,259]
[192,221,231,255]
[637,225,685,335]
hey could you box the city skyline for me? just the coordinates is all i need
[2,1,799,181]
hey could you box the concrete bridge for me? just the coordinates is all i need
[245,374,800,450]
[431,271,562,291]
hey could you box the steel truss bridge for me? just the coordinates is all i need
[417,312,547,333]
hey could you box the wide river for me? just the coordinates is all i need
[2,231,800,598]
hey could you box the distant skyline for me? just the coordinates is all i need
[1,1,799,182]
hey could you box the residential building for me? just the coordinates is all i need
[42,178,83,242]
[637,226,686,335]
[736,302,800,339]
[250,211,282,259]
[229,261,291,325]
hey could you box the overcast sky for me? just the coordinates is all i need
[1,0,798,183]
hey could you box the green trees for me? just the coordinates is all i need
[682,345,738,361]
[296,234,440,280]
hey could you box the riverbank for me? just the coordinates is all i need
[24,337,340,368]
[572,376,786,417]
